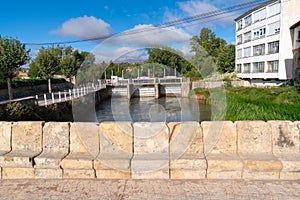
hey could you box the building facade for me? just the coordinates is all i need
[290,21,300,82]
[235,0,300,82]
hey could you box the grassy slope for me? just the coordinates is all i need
[195,86,300,121]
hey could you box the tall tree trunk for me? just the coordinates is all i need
[7,77,13,100]
[48,78,52,93]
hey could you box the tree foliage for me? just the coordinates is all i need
[0,36,30,99]
[147,47,192,77]
[190,28,235,75]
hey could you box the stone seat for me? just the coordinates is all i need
[34,122,69,169]
[95,122,133,179]
[236,121,283,179]
[0,122,43,179]
[60,123,99,179]
[269,121,300,180]
[202,121,243,179]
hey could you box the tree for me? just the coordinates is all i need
[60,47,81,83]
[34,47,61,93]
[147,47,192,77]
[191,28,235,74]
[0,36,30,99]
[28,60,41,78]
[216,44,236,74]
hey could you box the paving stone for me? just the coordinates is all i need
[169,122,206,179]
[236,121,282,179]
[63,169,95,179]
[132,122,169,179]
[269,121,300,180]
[34,168,62,179]
[202,121,243,179]
[61,123,99,170]
[0,122,43,168]
[34,122,69,169]
[2,167,34,179]
[0,122,11,155]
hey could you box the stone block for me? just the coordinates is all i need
[169,122,203,157]
[280,172,300,180]
[170,170,206,179]
[63,169,95,179]
[207,171,242,179]
[168,122,206,179]
[269,121,300,178]
[0,122,43,168]
[131,167,169,179]
[34,122,69,169]
[96,169,130,179]
[202,122,242,179]
[236,121,282,179]
[170,157,206,179]
[97,122,133,174]
[242,171,280,180]
[131,154,169,179]
[202,121,237,154]
[61,123,99,170]
[2,167,34,179]
[236,121,272,155]
[0,122,11,155]
[132,123,169,178]
[133,122,169,155]
[34,168,62,179]
[60,154,94,169]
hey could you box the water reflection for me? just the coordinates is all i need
[96,97,211,122]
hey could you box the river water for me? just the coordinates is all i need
[96,97,211,122]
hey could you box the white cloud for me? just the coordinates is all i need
[109,24,191,46]
[164,0,241,34]
[52,16,111,39]
[181,44,195,58]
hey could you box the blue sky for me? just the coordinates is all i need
[0,0,263,62]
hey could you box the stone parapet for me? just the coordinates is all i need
[0,121,298,180]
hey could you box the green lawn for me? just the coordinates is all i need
[193,85,300,121]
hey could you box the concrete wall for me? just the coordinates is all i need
[0,121,299,180]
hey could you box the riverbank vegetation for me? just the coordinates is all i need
[192,85,300,121]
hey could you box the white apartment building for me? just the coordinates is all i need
[235,0,300,82]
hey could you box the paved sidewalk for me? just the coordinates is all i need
[0,179,299,199]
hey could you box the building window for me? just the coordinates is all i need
[243,63,251,73]
[269,2,281,17]
[244,31,251,42]
[267,60,279,73]
[253,62,265,73]
[298,30,300,41]
[237,49,242,58]
[237,35,242,45]
[244,47,251,57]
[253,8,266,23]
[244,15,252,27]
[268,21,280,35]
[268,41,279,54]
[237,20,242,30]
[253,44,265,56]
[253,27,266,39]
[237,64,242,73]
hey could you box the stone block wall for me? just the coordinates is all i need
[0,121,299,180]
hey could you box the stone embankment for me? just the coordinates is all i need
[0,121,299,179]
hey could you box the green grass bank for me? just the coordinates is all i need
[192,85,300,121]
